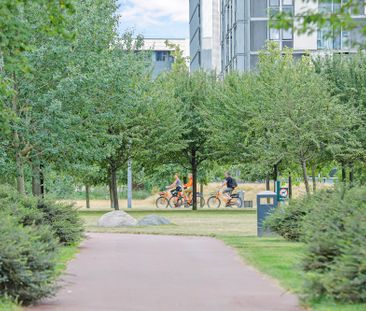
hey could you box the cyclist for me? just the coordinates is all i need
[167,173,183,197]
[221,171,237,203]
[183,173,193,203]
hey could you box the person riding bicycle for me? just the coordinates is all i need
[167,173,183,197]
[221,172,238,202]
[183,173,193,203]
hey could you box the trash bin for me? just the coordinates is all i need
[257,191,278,237]
[238,191,245,207]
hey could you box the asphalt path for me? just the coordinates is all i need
[29,233,303,311]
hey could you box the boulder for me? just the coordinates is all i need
[137,215,171,226]
[98,211,138,228]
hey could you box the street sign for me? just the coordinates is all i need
[276,181,289,202]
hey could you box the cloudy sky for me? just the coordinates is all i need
[118,0,189,38]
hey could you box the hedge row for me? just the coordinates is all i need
[0,185,84,305]
[265,186,366,303]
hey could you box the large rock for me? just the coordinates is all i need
[137,215,171,226]
[98,211,138,228]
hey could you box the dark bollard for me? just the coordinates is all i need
[257,191,278,237]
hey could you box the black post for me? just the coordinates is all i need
[289,172,293,199]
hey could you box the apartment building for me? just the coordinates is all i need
[143,38,189,78]
[190,0,366,74]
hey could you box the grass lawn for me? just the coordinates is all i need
[0,244,79,310]
[80,209,366,311]
[81,209,257,236]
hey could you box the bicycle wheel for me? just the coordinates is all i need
[198,195,205,208]
[207,196,221,209]
[169,196,183,208]
[155,196,168,209]
[233,197,243,208]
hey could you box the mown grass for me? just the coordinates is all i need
[80,209,366,311]
[80,209,257,236]
[221,236,366,311]
[0,297,18,311]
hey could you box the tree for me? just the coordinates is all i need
[1,0,120,195]
[314,53,366,183]
[0,0,73,135]
[256,45,355,194]
[213,43,357,194]
[159,66,217,210]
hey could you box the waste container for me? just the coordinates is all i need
[257,191,278,237]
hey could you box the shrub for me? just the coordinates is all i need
[264,190,334,241]
[37,200,84,245]
[301,186,366,303]
[0,213,59,305]
[0,185,84,245]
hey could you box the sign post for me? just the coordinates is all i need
[276,180,289,202]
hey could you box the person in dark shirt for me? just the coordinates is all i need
[221,172,236,200]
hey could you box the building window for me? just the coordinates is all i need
[269,28,280,40]
[155,51,170,62]
[317,1,353,50]
[282,28,293,40]
[268,0,294,49]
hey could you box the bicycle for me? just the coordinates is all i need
[207,189,242,208]
[155,191,171,208]
[168,191,206,208]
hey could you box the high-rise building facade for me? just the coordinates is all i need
[220,0,366,74]
[190,0,221,72]
[190,0,366,74]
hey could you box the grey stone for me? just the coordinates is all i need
[137,215,171,226]
[98,211,138,228]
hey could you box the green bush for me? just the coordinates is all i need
[264,190,334,241]
[0,213,59,305]
[302,186,366,303]
[0,185,84,245]
[37,200,84,245]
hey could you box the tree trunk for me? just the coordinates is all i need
[191,150,198,211]
[265,175,270,191]
[110,165,119,210]
[200,183,204,208]
[288,172,293,199]
[109,180,114,209]
[31,159,42,196]
[312,164,317,193]
[273,164,279,192]
[40,162,45,198]
[85,184,91,209]
[341,163,347,184]
[15,152,25,194]
[11,77,25,194]
[301,159,310,194]
[349,163,354,187]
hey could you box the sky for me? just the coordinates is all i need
[118,0,189,39]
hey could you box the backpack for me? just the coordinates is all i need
[231,178,238,188]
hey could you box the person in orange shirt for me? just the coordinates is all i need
[183,173,193,203]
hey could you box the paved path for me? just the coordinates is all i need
[29,233,302,311]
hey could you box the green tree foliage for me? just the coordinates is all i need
[158,66,217,210]
[210,43,356,193]
[0,0,73,132]
[314,53,366,183]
